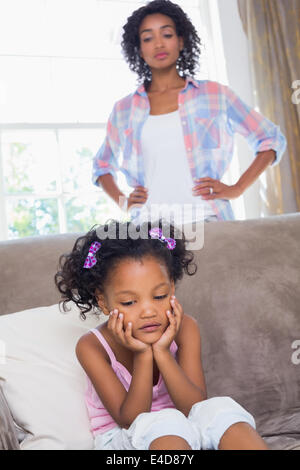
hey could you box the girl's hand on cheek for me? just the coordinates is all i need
[108,309,152,355]
[152,296,183,354]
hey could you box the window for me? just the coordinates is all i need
[0,0,241,240]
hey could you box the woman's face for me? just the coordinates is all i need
[138,13,184,72]
[99,255,175,344]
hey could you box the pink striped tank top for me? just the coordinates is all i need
[84,328,178,437]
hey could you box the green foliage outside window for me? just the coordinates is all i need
[2,130,123,239]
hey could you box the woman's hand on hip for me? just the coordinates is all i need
[127,186,148,211]
[192,177,243,200]
[152,296,183,354]
[108,309,152,354]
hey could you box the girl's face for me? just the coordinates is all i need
[138,13,184,72]
[98,255,175,344]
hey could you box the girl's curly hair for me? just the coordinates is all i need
[54,218,197,320]
[121,0,202,88]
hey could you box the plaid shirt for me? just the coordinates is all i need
[92,76,286,220]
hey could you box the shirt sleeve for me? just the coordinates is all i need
[92,103,121,186]
[224,85,287,166]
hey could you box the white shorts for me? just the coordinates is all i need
[93,397,256,450]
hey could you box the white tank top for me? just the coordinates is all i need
[139,110,215,224]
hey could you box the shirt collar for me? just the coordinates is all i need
[134,75,200,97]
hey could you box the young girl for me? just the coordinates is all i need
[92,0,286,224]
[55,219,268,450]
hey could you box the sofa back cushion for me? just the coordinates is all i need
[176,214,300,420]
[0,233,82,316]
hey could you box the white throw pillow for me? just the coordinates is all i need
[0,302,105,450]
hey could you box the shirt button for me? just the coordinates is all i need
[182,120,186,125]
[187,147,192,151]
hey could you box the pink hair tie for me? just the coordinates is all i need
[149,228,176,250]
[83,241,101,269]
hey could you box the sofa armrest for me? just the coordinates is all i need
[0,384,20,450]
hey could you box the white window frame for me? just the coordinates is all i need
[0,122,108,240]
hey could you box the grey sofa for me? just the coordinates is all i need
[0,213,300,450]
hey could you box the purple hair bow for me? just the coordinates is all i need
[83,241,101,269]
[149,228,176,250]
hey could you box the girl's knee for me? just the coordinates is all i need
[129,409,197,450]
[188,397,256,450]
[134,408,187,427]
[149,435,192,450]
[189,396,254,422]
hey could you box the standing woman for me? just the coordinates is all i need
[92,0,286,223]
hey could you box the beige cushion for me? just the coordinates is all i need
[0,302,104,450]
[0,384,20,450]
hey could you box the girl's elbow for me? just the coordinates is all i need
[118,405,137,430]
[115,408,131,429]
[113,412,131,430]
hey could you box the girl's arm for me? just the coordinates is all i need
[76,332,153,429]
[153,313,207,417]
[119,348,153,426]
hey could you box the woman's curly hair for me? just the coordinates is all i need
[54,218,197,320]
[121,0,202,88]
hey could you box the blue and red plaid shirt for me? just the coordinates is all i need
[92,76,286,220]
